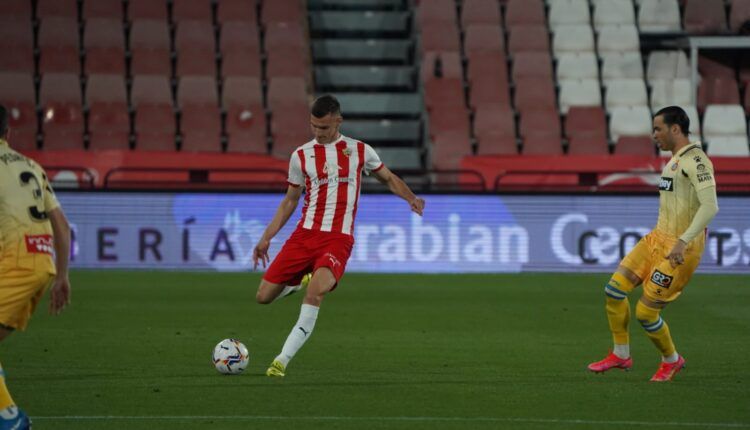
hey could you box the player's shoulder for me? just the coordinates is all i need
[339,135,366,147]
[679,143,712,168]
[292,139,317,155]
[0,142,39,169]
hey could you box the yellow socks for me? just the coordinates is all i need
[0,363,14,410]
[636,301,677,358]
[604,272,635,347]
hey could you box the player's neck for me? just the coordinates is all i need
[317,133,341,145]
[670,138,691,156]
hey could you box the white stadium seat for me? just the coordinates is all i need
[549,0,591,30]
[597,24,640,54]
[703,104,748,137]
[646,51,691,82]
[601,51,644,85]
[559,78,602,114]
[706,136,750,156]
[638,0,682,33]
[609,105,652,141]
[556,52,599,80]
[552,25,595,58]
[606,78,649,111]
[593,0,636,30]
[649,79,693,111]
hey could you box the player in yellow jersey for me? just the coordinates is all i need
[0,105,71,428]
[587,106,719,382]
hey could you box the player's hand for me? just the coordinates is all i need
[410,197,425,216]
[49,275,71,315]
[252,239,271,270]
[666,239,687,268]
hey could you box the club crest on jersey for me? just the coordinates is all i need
[670,162,679,171]
[342,148,352,157]
[650,270,673,288]
[25,234,54,255]
[658,177,673,191]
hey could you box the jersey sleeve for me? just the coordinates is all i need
[363,143,384,175]
[287,150,304,187]
[681,153,716,192]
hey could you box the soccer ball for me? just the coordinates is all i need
[212,339,249,375]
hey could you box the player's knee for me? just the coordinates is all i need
[256,291,273,304]
[604,278,628,301]
[635,300,661,327]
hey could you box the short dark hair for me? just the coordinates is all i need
[311,95,341,118]
[654,106,690,135]
[0,104,8,136]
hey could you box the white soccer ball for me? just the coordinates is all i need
[212,339,250,375]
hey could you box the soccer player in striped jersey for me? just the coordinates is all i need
[0,105,72,429]
[252,95,425,377]
[588,106,719,382]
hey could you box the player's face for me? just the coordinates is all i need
[310,113,342,144]
[652,115,673,151]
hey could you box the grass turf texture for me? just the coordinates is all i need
[4,271,749,430]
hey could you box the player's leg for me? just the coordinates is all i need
[256,233,312,304]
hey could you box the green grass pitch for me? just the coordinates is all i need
[4,271,749,429]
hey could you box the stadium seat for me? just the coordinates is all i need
[38,18,81,74]
[638,0,682,32]
[646,51,691,82]
[266,22,307,50]
[37,0,78,18]
[469,77,511,108]
[597,25,640,54]
[519,109,561,139]
[217,0,258,24]
[559,79,602,114]
[745,84,750,116]
[417,0,456,26]
[172,0,213,22]
[222,49,262,78]
[566,106,608,140]
[521,135,563,155]
[420,23,461,52]
[131,75,176,151]
[129,20,172,76]
[556,52,599,81]
[0,20,34,72]
[86,74,130,150]
[428,107,471,137]
[223,77,267,153]
[698,78,741,112]
[567,135,610,155]
[175,21,217,77]
[706,136,750,156]
[128,0,168,20]
[40,73,84,150]
[424,79,465,110]
[512,52,553,80]
[422,51,463,80]
[464,25,505,54]
[461,0,502,27]
[552,25,595,58]
[731,0,750,32]
[601,52,644,86]
[609,105,652,142]
[684,0,728,34]
[4,0,32,19]
[467,51,508,83]
[699,55,737,79]
[0,73,37,150]
[267,77,309,111]
[514,78,557,112]
[605,79,649,112]
[473,105,517,155]
[431,131,473,170]
[266,50,310,78]
[270,104,313,158]
[178,77,222,152]
[650,79,693,110]
[83,0,123,19]
[548,0,590,30]
[593,0,636,30]
[703,104,748,138]
[505,0,546,28]
[262,0,306,25]
[221,22,261,53]
[84,19,126,75]
[615,136,656,155]
[508,26,550,54]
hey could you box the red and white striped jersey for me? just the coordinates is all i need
[287,135,383,235]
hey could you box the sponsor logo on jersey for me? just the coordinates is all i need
[650,269,673,288]
[25,234,54,255]
[697,172,713,183]
[697,163,706,171]
[658,177,674,191]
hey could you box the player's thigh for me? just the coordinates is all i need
[262,236,315,287]
[0,270,53,331]
[311,234,354,291]
[619,233,658,283]
[642,245,702,304]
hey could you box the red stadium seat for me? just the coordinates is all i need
[175,21,217,77]
[262,0,305,25]
[424,78,465,110]
[467,51,508,84]
[567,135,609,155]
[84,19,126,75]
[421,51,463,81]
[129,20,171,76]
[468,75,511,108]
[37,0,78,18]
[740,56,750,87]
[513,77,557,113]
[4,0,32,19]
[420,23,461,52]
[731,0,750,32]
[428,107,471,136]
[221,49,262,77]
[521,135,563,155]
[432,131,473,170]
[505,0,546,28]
[0,73,37,150]
[221,22,261,53]
[461,0,502,27]
[699,54,736,79]
[267,77,308,111]
[223,77,267,153]
[83,0,123,20]
[616,136,655,155]
[508,26,550,54]
[519,109,561,139]
[565,106,608,141]
[178,77,222,152]
[129,0,168,21]
[745,85,750,116]
[265,22,307,49]
[417,0,456,26]
[474,105,517,155]
[512,51,553,81]
[684,0,728,34]
[464,24,504,54]
[698,78,741,113]
[40,73,84,150]
[270,104,311,158]
[217,0,258,24]
[86,74,130,150]
[131,75,176,151]
[266,49,309,78]
[0,20,34,72]
[476,134,518,155]
[38,18,80,74]
[172,0,213,22]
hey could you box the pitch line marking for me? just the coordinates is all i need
[30,415,750,428]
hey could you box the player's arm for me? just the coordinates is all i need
[252,185,303,269]
[48,206,71,315]
[372,165,425,216]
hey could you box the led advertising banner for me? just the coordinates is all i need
[58,192,749,273]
